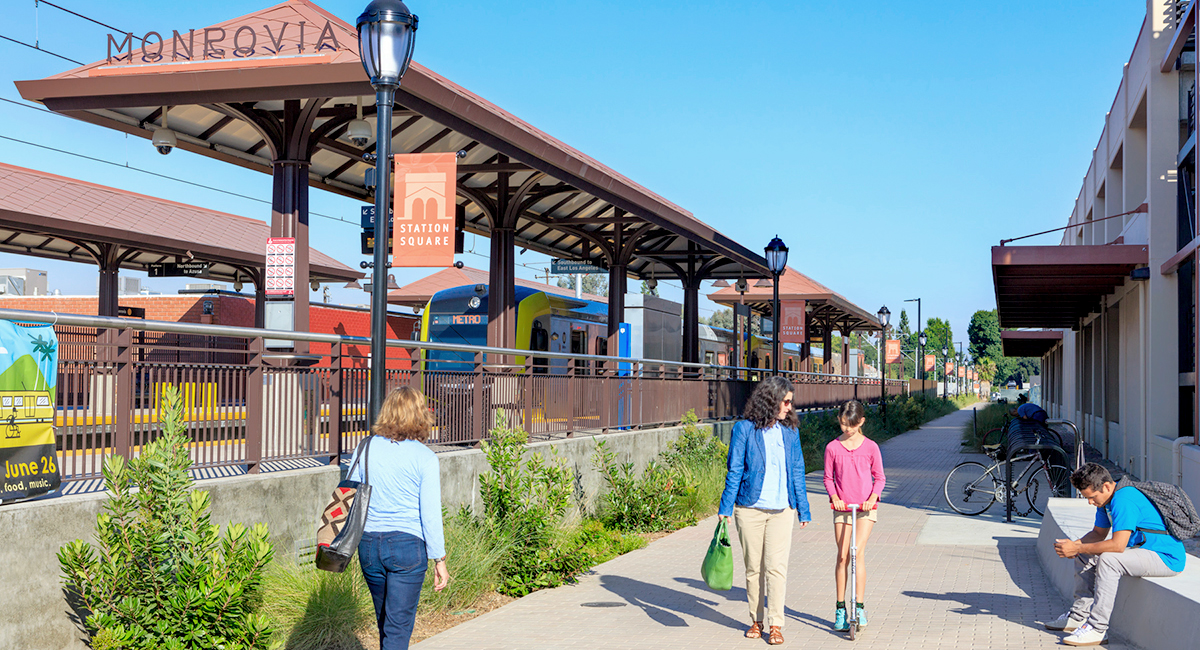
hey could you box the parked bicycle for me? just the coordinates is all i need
[942,444,1070,517]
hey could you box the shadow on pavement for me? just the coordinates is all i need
[599,575,746,631]
[671,577,745,602]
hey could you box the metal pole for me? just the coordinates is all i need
[369,86,396,425]
[771,274,780,375]
[917,300,922,382]
[880,325,886,415]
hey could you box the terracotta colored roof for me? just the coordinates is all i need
[706,265,878,334]
[388,266,606,308]
[0,162,360,283]
[15,0,768,282]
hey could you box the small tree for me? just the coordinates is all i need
[58,385,274,650]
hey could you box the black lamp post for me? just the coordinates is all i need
[877,305,890,411]
[918,330,927,383]
[358,0,418,424]
[904,297,921,379]
[764,236,788,375]
[942,344,949,399]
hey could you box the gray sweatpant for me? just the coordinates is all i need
[1069,549,1179,632]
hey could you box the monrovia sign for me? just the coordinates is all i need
[105,20,348,66]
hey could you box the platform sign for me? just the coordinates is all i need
[0,321,60,502]
[924,354,935,372]
[360,206,395,230]
[148,261,210,277]
[551,259,607,275]
[265,237,295,297]
[393,153,456,268]
[778,300,806,344]
[361,232,395,255]
[885,339,901,365]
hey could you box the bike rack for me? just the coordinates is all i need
[1005,418,1070,522]
[1046,418,1084,472]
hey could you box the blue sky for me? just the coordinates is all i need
[0,0,1147,346]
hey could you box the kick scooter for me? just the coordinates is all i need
[846,504,860,640]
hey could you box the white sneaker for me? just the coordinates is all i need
[1063,622,1107,646]
[1044,612,1083,631]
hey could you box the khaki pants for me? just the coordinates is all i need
[734,505,795,628]
[1069,549,1178,633]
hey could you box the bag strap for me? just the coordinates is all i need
[346,435,373,485]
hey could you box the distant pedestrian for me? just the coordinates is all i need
[718,376,811,646]
[348,386,451,650]
[1046,463,1184,646]
[823,400,885,632]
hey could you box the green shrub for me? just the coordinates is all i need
[58,385,275,650]
[418,509,509,614]
[560,519,647,566]
[962,401,1010,449]
[260,556,373,650]
[592,440,678,532]
[660,411,728,524]
[479,414,586,596]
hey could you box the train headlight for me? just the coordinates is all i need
[468,296,481,309]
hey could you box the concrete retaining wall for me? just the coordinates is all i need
[1037,498,1200,650]
[0,424,696,650]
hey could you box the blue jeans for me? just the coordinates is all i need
[359,531,428,650]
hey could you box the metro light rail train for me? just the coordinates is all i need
[418,284,808,372]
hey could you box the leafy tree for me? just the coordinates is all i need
[700,308,761,336]
[975,357,997,384]
[968,310,1002,362]
[556,274,608,297]
[923,318,953,379]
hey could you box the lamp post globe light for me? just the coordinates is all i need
[877,305,890,411]
[918,330,927,381]
[358,0,418,424]
[765,236,788,375]
[942,344,949,398]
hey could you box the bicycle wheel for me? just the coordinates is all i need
[1025,464,1072,516]
[943,461,999,516]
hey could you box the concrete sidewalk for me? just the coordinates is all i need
[416,406,1135,649]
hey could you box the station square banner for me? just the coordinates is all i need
[0,320,60,502]
[393,152,457,268]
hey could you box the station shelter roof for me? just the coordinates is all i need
[1000,330,1062,358]
[992,245,1148,329]
[0,162,358,284]
[706,265,879,336]
[15,0,769,282]
[387,266,605,309]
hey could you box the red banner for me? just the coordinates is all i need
[779,300,806,344]
[885,339,901,365]
[393,152,457,268]
[924,354,935,372]
[957,367,965,378]
[945,361,954,375]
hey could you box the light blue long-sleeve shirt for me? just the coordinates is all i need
[347,437,446,559]
[751,423,788,510]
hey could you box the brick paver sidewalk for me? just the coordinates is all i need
[416,406,1134,649]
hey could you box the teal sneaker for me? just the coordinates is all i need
[856,604,867,628]
[834,607,848,631]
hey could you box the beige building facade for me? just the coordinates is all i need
[996,0,1200,501]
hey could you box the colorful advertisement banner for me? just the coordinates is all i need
[265,237,295,297]
[393,152,457,268]
[958,367,965,378]
[885,339,901,365]
[924,354,935,372]
[1,321,60,502]
[779,300,806,344]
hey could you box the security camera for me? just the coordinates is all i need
[152,128,177,155]
[347,119,372,148]
[454,261,464,269]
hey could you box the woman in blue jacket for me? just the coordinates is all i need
[718,376,811,646]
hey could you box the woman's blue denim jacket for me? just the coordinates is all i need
[717,419,811,522]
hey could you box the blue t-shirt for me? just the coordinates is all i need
[348,437,446,559]
[751,423,788,510]
[1095,486,1186,572]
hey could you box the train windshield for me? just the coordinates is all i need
[426,312,486,371]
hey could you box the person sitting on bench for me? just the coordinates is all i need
[1046,463,1184,646]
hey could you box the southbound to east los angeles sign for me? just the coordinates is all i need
[0,320,60,503]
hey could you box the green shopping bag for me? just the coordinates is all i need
[701,518,733,591]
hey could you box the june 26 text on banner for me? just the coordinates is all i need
[0,320,60,502]
[392,153,457,268]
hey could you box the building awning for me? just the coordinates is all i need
[992,245,1147,328]
[1001,330,1062,357]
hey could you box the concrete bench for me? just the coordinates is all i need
[1037,498,1200,650]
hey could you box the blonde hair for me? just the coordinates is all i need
[372,386,435,442]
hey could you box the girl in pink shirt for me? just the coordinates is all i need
[823,400,885,632]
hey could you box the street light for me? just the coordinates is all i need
[918,330,927,385]
[904,298,922,380]
[877,305,890,412]
[942,344,949,399]
[765,236,788,374]
[358,0,418,424]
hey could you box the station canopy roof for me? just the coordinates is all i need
[15,0,768,282]
[1000,330,1062,358]
[387,266,605,309]
[706,266,879,335]
[0,162,358,283]
[992,245,1148,329]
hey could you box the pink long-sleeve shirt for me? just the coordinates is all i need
[823,437,885,510]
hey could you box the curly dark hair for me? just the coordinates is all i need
[743,376,799,430]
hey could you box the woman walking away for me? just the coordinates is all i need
[718,376,812,645]
[824,400,885,632]
[348,386,451,650]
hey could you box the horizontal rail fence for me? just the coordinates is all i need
[0,309,907,483]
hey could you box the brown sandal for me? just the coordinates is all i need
[745,622,763,639]
[767,626,784,645]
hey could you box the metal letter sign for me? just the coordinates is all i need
[265,237,295,297]
[551,259,607,275]
[885,340,902,365]
[147,262,210,278]
[393,153,456,268]
[0,320,60,501]
[778,300,806,344]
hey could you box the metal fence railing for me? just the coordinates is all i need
[0,308,909,483]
